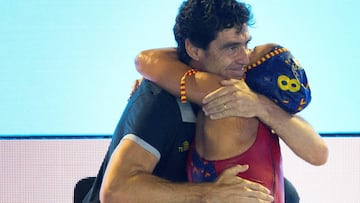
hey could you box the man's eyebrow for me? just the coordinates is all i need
[220,42,242,49]
[220,36,252,49]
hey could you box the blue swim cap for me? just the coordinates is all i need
[245,46,311,114]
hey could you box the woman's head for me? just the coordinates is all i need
[245,44,312,113]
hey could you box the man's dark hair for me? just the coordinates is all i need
[173,0,254,64]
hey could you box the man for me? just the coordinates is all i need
[83,0,327,202]
[83,1,275,202]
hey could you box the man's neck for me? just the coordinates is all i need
[188,60,205,71]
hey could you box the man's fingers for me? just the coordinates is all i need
[249,190,274,202]
[223,164,249,176]
[239,180,274,201]
[224,165,272,195]
[202,89,227,104]
[202,86,236,104]
[220,79,238,86]
[216,165,274,202]
[244,179,271,195]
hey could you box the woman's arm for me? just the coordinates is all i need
[201,80,329,166]
[135,48,224,105]
[135,48,328,166]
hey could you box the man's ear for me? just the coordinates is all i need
[185,39,201,61]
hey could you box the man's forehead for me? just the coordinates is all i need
[234,24,250,40]
[215,25,251,44]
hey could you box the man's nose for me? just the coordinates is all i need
[235,47,250,65]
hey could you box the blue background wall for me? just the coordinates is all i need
[1,0,359,136]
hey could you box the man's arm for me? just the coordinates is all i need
[100,139,274,203]
[201,79,329,166]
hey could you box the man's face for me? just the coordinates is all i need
[197,24,251,79]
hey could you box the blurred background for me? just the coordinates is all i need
[0,1,359,202]
[1,0,359,136]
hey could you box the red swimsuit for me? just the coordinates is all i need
[187,122,284,203]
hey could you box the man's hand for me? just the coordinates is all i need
[202,79,261,119]
[204,165,274,203]
[201,80,328,166]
